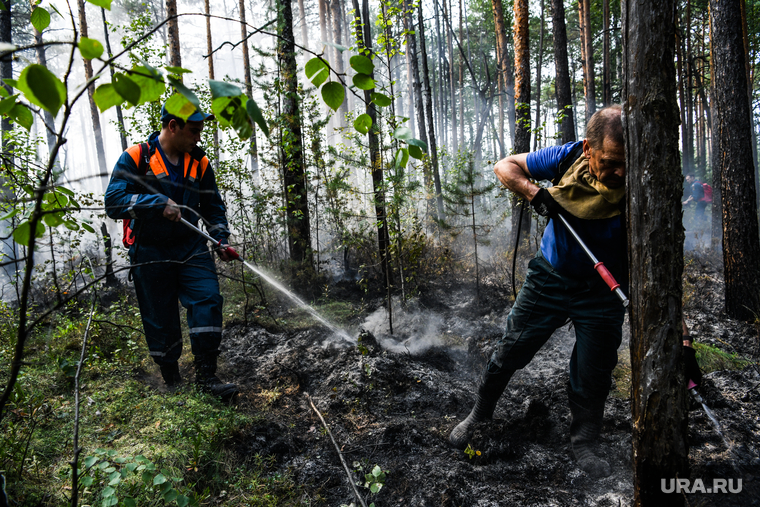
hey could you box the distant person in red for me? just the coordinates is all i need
[682,174,710,221]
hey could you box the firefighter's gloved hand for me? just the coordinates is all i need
[683,345,702,388]
[530,188,564,218]
[216,243,235,262]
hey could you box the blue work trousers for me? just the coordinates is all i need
[130,240,224,366]
[487,253,626,412]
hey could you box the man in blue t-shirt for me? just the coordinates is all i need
[449,106,618,478]
[682,174,707,221]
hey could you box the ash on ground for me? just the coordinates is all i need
[216,256,760,506]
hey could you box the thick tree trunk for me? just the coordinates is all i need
[711,0,760,321]
[239,0,259,175]
[418,2,444,220]
[278,0,312,267]
[512,0,531,243]
[623,0,689,503]
[551,0,575,144]
[77,0,109,192]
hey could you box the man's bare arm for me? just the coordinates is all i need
[494,153,540,202]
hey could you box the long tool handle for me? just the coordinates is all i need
[556,214,629,307]
[180,218,240,260]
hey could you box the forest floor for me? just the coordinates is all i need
[191,248,760,507]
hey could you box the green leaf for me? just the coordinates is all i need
[85,0,112,8]
[165,66,192,75]
[153,473,166,485]
[101,486,116,498]
[353,113,372,135]
[370,483,381,494]
[395,147,409,169]
[166,77,200,112]
[3,78,17,89]
[211,96,236,128]
[370,92,392,108]
[230,101,252,140]
[321,82,344,111]
[176,495,190,507]
[352,73,375,90]
[13,221,36,246]
[0,94,17,115]
[304,58,329,88]
[42,212,64,227]
[349,55,374,75]
[17,64,66,116]
[79,37,104,60]
[209,80,241,99]
[164,93,196,121]
[80,476,94,487]
[113,73,141,106]
[141,471,152,485]
[124,499,136,507]
[409,145,423,159]
[393,126,413,141]
[82,222,95,233]
[93,83,122,112]
[163,489,178,502]
[407,138,427,151]
[102,495,118,507]
[245,98,269,138]
[10,104,32,131]
[0,209,17,221]
[31,7,51,33]
[0,86,8,97]
[108,471,121,486]
[129,66,165,104]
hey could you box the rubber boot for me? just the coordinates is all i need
[195,355,239,401]
[569,399,611,478]
[159,362,182,388]
[449,371,510,449]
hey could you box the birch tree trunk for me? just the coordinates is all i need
[623,0,689,501]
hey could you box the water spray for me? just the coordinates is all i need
[180,218,353,342]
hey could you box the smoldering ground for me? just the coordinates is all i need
[210,254,760,507]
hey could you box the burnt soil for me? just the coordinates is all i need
[215,253,760,507]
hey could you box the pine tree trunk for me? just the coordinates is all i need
[404,0,430,191]
[623,0,689,501]
[603,0,611,105]
[278,0,312,267]
[684,0,695,175]
[580,0,596,122]
[204,0,220,163]
[458,0,464,145]
[298,0,309,49]
[551,0,575,144]
[166,0,182,69]
[77,0,109,193]
[445,0,458,152]
[101,8,128,151]
[331,0,347,125]
[711,0,760,321]
[532,0,544,152]
[418,3,444,220]
[492,0,512,157]
[239,0,259,174]
[512,0,531,244]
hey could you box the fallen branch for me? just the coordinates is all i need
[306,393,368,507]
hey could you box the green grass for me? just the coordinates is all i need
[0,295,315,507]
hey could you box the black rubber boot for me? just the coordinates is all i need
[159,362,182,388]
[569,399,611,478]
[195,355,239,401]
[449,370,510,449]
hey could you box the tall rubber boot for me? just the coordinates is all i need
[159,362,182,388]
[195,355,239,401]
[449,371,510,449]
[569,399,611,478]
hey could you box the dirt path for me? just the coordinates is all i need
[219,277,759,506]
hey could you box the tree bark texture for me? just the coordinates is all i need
[580,0,596,122]
[533,0,545,151]
[298,0,309,49]
[491,0,510,156]
[204,0,220,163]
[603,0,611,105]
[165,0,182,69]
[551,0,575,144]
[239,0,259,173]
[711,0,760,321]
[622,0,689,503]
[277,0,312,266]
[101,8,128,152]
[512,0,531,243]
[418,2,444,220]
[77,0,109,192]
[331,0,348,124]
[404,0,429,190]
[443,0,458,152]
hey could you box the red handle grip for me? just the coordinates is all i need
[218,243,240,260]
[594,262,620,291]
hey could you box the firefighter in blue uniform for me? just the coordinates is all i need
[105,103,238,400]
